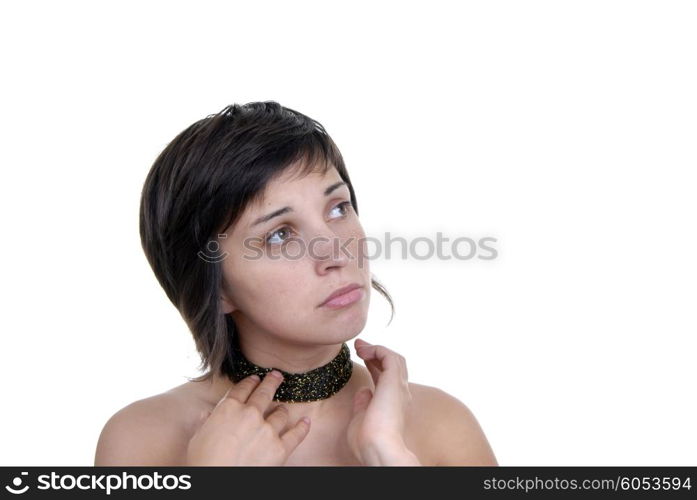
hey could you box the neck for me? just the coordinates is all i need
[235,332,345,373]
[221,330,353,405]
[206,361,361,424]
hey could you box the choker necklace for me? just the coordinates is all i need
[228,336,353,403]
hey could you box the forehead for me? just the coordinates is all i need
[234,163,344,227]
[252,164,342,207]
[266,162,341,195]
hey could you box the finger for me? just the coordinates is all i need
[246,370,285,412]
[356,346,410,400]
[265,405,289,434]
[219,374,261,406]
[355,341,391,364]
[355,342,407,381]
[280,417,311,455]
[355,339,381,379]
[353,387,373,413]
[363,359,382,386]
[355,339,382,362]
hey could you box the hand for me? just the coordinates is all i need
[347,338,415,465]
[186,371,311,466]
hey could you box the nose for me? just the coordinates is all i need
[310,227,350,274]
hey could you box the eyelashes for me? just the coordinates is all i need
[264,201,352,246]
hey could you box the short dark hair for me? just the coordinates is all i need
[139,101,394,383]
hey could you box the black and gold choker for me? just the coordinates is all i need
[228,336,353,403]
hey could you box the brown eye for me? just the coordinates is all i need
[329,201,352,219]
[265,226,293,246]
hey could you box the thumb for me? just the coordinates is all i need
[352,387,373,414]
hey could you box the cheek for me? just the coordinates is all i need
[234,261,318,334]
[225,256,309,310]
[341,221,370,273]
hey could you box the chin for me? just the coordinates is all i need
[319,307,369,345]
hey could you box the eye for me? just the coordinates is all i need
[329,200,352,219]
[264,201,353,247]
[265,226,294,246]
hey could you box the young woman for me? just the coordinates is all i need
[94,101,498,466]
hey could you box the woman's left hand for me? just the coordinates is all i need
[346,338,419,465]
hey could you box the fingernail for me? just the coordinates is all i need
[269,370,284,380]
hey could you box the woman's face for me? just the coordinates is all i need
[218,162,371,346]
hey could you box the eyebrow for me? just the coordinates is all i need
[249,181,347,228]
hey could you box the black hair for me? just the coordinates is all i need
[139,101,394,382]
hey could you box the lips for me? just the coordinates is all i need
[319,283,362,307]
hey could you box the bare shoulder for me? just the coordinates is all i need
[408,382,498,466]
[94,384,202,466]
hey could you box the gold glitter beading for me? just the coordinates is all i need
[228,335,353,403]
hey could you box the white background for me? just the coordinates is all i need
[1,1,695,466]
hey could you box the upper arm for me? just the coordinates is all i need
[416,386,498,466]
[94,397,188,466]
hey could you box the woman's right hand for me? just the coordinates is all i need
[185,370,311,465]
